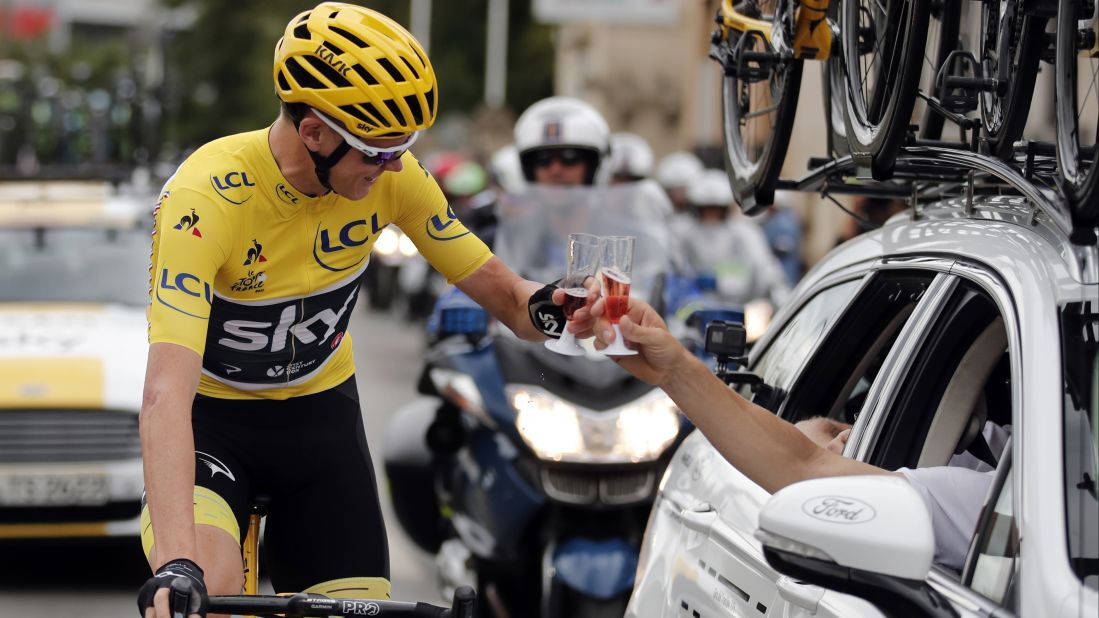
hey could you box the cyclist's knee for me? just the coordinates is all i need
[304,577,392,600]
[197,524,245,594]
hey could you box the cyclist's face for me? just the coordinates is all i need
[329,135,408,200]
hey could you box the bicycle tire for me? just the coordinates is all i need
[1055,0,1099,224]
[720,1,804,214]
[825,1,850,157]
[840,0,931,179]
[920,0,962,141]
[979,1,1046,159]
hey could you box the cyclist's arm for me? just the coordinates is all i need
[456,256,547,340]
[139,342,203,566]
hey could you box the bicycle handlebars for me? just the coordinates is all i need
[198,580,476,618]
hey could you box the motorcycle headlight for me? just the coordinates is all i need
[429,369,489,423]
[398,233,419,257]
[509,386,680,463]
[744,299,773,343]
[375,227,400,256]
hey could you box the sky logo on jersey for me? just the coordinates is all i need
[210,170,255,205]
[426,204,470,241]
[173,209,202,237]
[312,214,382,271]
[156,268,212,318]
[243,239,267,266]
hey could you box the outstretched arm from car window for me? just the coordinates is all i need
[591,297,886,494]
[139,342,203,567]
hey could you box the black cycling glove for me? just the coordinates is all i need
[527,283,565,339]
[137,558,208,617]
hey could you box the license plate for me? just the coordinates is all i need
[0,474,108,506]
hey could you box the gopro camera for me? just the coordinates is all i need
[705,320,747,361]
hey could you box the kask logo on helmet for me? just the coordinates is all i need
[314,44,351,77]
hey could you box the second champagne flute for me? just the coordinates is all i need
[599,235,638,356]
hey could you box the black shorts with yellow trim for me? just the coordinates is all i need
[140,377,389,595]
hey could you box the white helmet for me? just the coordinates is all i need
[513,96,611,185]
[489,144,527,195]
[687,169,735,207]
[656,151,705,190]
[609,132,654,180]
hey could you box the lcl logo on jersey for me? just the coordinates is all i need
[426,204,470,241]
[243,239,267,266]
[173,209,202,237]
[210,170,255,205]
[155,268,213,319]
[312,214,383,272]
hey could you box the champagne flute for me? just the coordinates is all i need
[544,233,601,356]
[598,235,638,356]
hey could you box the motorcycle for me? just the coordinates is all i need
[383,183,696,618]
[363,224,419,311]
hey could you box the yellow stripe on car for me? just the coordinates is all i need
[0,358,104,408]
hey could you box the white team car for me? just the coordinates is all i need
[628,190,1097,616]
[0,180,150,540]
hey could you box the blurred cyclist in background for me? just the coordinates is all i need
[683,169,790,308]
[608,132,655,184]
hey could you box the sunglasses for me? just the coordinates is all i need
[311,108,419,165]
[532,148,586,167]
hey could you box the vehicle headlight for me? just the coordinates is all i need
[509,386,680,463]
[374,227,400,256]
[429,369,487,420]
[398,233,419,257]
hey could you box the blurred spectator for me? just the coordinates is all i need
[608,132,655,184]
[655,150,704,215]
[488,144,526,195]
[838,196,908,244]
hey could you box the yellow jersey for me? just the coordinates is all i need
[147,128,492,399]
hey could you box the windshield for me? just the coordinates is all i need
[492,182,677,304]
[0,226,150,306]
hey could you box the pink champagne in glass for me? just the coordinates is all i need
[601,268,631,324]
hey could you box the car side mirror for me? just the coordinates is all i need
[756,476,955,617]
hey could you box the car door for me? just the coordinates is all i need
[633,265,956,618]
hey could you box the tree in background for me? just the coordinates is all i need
[160,0,553,158]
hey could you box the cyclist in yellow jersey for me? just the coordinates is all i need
[137,5,586,618]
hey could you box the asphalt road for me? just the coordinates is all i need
[0,302,439,617]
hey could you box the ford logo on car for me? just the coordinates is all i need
[802,496,876,524]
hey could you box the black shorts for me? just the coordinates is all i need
[189,377,388,592]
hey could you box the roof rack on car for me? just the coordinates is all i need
[776,144,1086,244]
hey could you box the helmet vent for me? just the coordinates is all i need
[330,26,369,49]
[321,41,344,56]
[352,64,378,86]
[376,58,406,83]
[303,55,352,88]
[276,70,290,91]
[404,95,423,125]
[293,24,310,40]
[286,57,325,90]
[425,87,435,115]
[400,57,420,79]
[384,99,404,124]
[341,103,379,127]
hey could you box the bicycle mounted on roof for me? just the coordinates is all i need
[710,0,1098,243]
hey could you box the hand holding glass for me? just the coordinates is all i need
[544,233,601,356]
[598,236,638,356]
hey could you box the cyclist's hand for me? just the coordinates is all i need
[137,558,208,618]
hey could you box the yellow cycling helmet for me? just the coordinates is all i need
[273,2,437,138]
